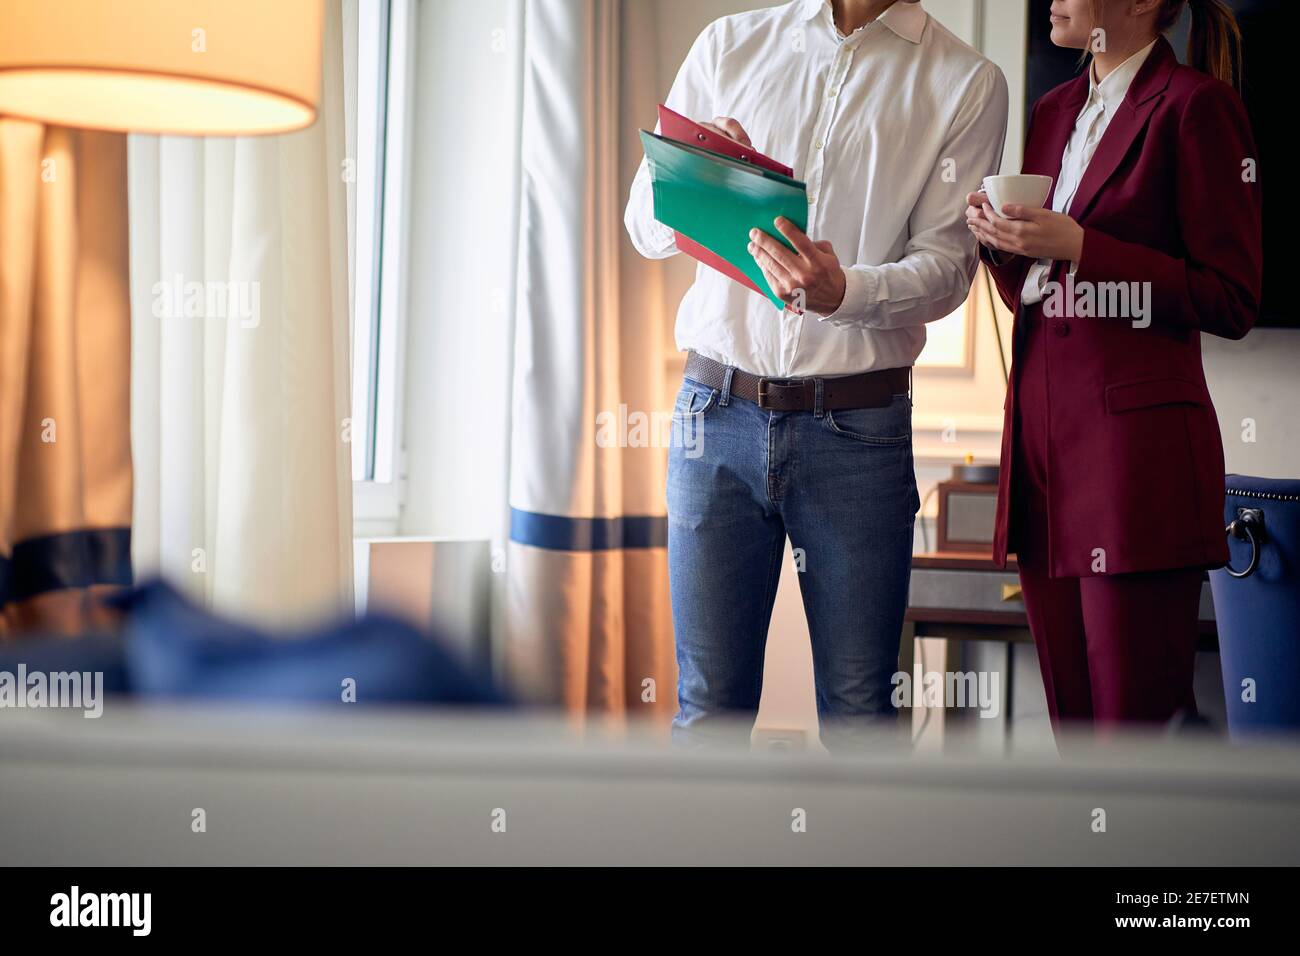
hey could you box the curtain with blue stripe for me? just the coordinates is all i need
[505,0,676,723]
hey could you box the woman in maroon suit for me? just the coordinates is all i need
[965,0,1262,731]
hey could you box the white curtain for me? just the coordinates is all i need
[127,1,354,624]
[504,0,676,721]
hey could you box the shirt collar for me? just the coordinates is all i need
[799,0,926,44]
[1088,39,1157,114]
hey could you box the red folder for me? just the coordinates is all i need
[656,104,795,298]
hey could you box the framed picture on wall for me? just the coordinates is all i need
[916,291,975,374]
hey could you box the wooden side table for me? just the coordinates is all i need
[899,551,1218,732]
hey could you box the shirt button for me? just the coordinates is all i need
[1053,321,1070,337]
[815,139,824,150]
[807,194,817,205]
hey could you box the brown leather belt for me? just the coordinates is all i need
[683,352,910,412]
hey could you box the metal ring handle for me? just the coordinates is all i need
[1224,508,1264,579]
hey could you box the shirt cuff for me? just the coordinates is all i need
[648,216,676,250]
[814,265,873,328]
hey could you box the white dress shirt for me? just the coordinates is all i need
[624,0,1008,377]
[1021,40,1156,306]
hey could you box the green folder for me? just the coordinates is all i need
[639,129,808,309]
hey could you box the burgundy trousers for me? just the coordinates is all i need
[1010,312,1202,730]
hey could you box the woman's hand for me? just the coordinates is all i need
[748,217,847,315]
[967,192,1084,263]
[964,190,992,230]
[966,190,1014,264]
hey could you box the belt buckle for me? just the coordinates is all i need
[757,377,801,410]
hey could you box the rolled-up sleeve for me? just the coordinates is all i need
[818,62,1009,330]
[624,21,719,260]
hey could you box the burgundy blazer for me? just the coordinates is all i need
[984,37,1263,577]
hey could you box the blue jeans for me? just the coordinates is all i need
[667,372,919,751]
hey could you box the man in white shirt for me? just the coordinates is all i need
[625,0,1008,750]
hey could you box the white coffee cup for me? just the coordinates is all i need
[981,174,1053,218]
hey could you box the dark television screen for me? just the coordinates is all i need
[1024,0,1282,327]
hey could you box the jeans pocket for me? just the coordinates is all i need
[822,395,911,445]
[672,379,719,421]
[670,383,718,463]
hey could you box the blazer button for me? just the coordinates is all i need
[1053,321,1070,337]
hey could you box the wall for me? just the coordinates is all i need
[1205,331,1300,479]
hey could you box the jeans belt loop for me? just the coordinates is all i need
[720,366,735,407]
[813,377,825,418]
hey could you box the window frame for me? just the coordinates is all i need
[352,0,419,537]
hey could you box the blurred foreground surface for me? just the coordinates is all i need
[1,704,1297,865]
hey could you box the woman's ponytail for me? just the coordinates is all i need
[1167,0,1244,91]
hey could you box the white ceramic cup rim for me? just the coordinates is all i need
[982,174,1053,189]
[981,175,1053,217]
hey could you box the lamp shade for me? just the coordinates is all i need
[0,0,324,135]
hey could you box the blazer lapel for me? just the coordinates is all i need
[1007,75,1084,327]
[1024,78,1087,205]
[1066,37,1177,223]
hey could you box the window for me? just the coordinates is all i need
[351,0,417,535]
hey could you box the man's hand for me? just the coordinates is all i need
[748,217,846,315]
[966,191,1084,263]
[698,116,751,147]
